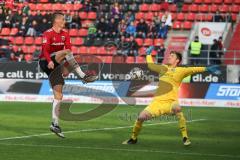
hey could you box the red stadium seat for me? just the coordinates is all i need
[230,5,239,13]
[152,50,157,56]
[234,0,240,4]
[199,4,209,12]
[145,12,154,20]
[219,5,229,13]
[158,12,164,19]
[203,0,212,3]
[140,4,149,12]
[43,3,52,11]
[150,4,160,12]
[35,4,44,11]
[136,12,145,20]
[171,13,176,20]
[181,4,189,12]
[154,39,164,46]
[15,37,24,45]
[105,56,113,63]
[28,3,36,10]
[12,45,18,52]
[79,12,88,19]
[232,14,237,22]
[25,54,33,62]
[28,46,36,54]
[169,4,177,12]
[186,13,196,21]
[135,38,144,46]
[206,14,213,21]
[196,14,205,21]
[143,38,153,46]
[31,11,37,16]
[0,28,10,35]
[40,0,48,2]
[210,4,218,13]
[137,56,145,63]
[69,29,79,37]
[88,46,98,54]
[88,12,97,20]
[21,45,28,53]
[172,21,182,30]
[224,0,232,3]
[52,3,63,11]
[138,47,146,55]
[72,37,83,45]
[190,4,198,12]
[126,57,135,63]
[113,55,125,63]
[194,0,203,3]
[177,13,185,21]
[63,3,73,11]
[7,36,14,43]
[34,37,42,45]
[98,47,107,55]
[79,29,88,37]
[73,3,83,11]
[183,21,192,30]
[107,47,117,55]
[25,37,34,45]
[79,46,88,54]
[81,20,93,28]
[71,46,79,54]
[213,0,223,4]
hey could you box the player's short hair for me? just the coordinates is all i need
[170,51,182,64]
[52,12,64,23]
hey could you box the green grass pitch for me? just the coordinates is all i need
[0,102,239,160]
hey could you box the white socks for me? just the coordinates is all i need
[52,99,61,126]
[65,53,85,78]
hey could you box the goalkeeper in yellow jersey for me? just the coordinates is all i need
[122,46,221,146]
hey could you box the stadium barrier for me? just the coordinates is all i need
[0,62,239,107]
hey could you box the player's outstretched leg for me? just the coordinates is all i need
[54,49,98,83]
[122,111,151,145]
[64,51,98,83]
[173,106,191,146]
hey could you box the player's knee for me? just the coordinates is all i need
[64,49,71,55]
[54,93,63,100]
[172,106,182,113]
[138,112,151,122]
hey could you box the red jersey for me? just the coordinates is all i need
[39,28,71,63]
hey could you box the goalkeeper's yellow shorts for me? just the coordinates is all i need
[144,100,179,117]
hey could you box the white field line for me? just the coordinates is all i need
[0,142,239,159]
[0,119,206,141]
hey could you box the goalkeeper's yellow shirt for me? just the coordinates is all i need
[146,55,206,101]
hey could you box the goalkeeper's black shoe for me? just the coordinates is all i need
[122,138,138,145]
[183,137,191,146]
[50,123,65,138]
[81,72,98,84]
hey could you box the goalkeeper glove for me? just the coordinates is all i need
[146,46,154,55]
[206,65,222,75]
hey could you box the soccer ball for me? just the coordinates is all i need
[129,67,144,80]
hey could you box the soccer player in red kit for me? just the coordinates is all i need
[39,12,98,138]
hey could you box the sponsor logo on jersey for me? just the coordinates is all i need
[42,37,47,43]
[61,36,65,41]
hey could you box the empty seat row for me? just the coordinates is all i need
[16,3,83,11]
[136,12,237,22]
[0,28,89,37]
[139,4,240,13]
